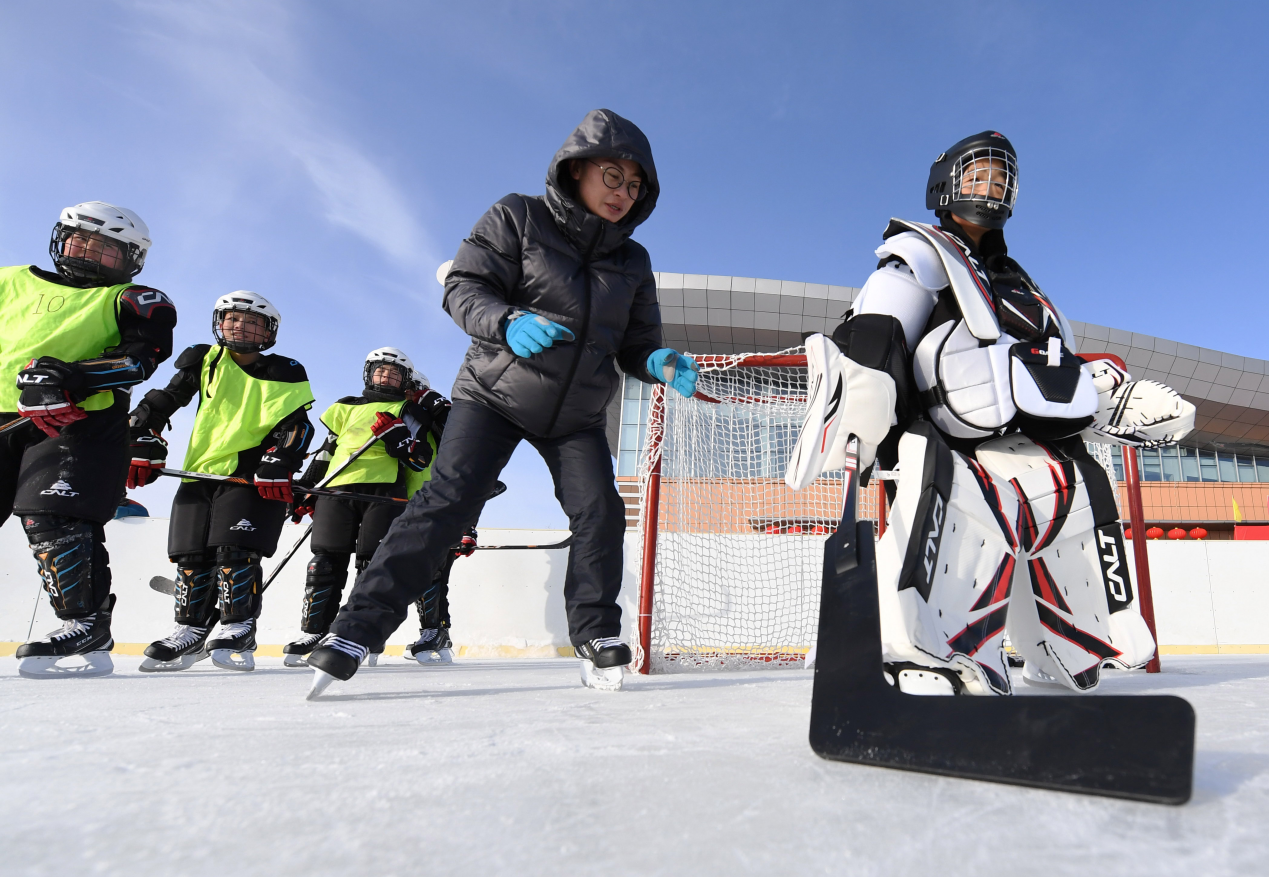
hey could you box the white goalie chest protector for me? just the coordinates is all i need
[886,220,1097,438]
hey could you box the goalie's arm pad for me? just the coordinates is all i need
[851,232,946,351]
[830,313,916,429]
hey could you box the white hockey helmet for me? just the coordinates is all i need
[212,290,281,353]
[364,346,424,399]
[50,201,152,284]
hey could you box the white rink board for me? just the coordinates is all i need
[2,517,1268,651]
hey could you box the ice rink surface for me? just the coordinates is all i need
[2,655,1267,876]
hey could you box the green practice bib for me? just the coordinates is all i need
[0,265,127,413]
[321,399,436,493]
[182,347,314,477]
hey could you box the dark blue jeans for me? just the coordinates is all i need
[330,400,626,650]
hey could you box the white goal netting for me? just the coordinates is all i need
[631,347,1126,675]
[633,348,882,673]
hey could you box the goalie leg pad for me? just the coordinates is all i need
[876,423,1018,695]
[975,435,1153,690]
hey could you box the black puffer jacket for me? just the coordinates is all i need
[443,109,664,438]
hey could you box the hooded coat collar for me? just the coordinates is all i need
[544,109,659,258]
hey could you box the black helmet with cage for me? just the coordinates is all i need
[925,131,1018,230]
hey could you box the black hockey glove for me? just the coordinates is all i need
[17,357,88,437]
[127,426,168,489]
[255,449,296,503]
[372,411,414,459]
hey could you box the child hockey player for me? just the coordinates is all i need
[281,347,444,667]
[786,131,1196,695]
[308,108,699,696]
[4,202,176,678]
[129,291,314,672]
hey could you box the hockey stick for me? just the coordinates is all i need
[475,535,572,550]
[807,435,1196,804]
[0,416,31,435]
[157,469,408,505]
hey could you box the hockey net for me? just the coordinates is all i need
[632,348,881,673]
[630,346,1126,675]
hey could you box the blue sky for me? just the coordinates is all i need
[1,1,1265,528]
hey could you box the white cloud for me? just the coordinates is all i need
[124,0,436,269]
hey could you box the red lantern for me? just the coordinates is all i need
[1146,526,1164,539]
[1124,528,1133,540]
[764,524,781,534]
[1167,527,1186,540]
[788,524,803,535]
[1189,527,1208,540]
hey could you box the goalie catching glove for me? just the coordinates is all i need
[785,333,897,489]
[1080,357,1195,447]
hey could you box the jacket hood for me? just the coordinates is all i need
[545,109,659,256]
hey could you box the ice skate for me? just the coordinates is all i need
[207,619,257,671]
[139,623,213,672]
[576,637,631,692]
[305,635,368,700]
[282,632,323,668]
[406,628,454,665]
[16,595,117,679]
[364,651,382,666]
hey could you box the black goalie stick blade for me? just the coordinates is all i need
[807,439,1195,805]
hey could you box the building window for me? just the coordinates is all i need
[1140,448,1161,482]
[1239,455,1259,483]
[1110,445,1125,481]
[1159,446,1182,482]
[1258,456,1269,483]
[1199,449,1219,482]
[1218,452,1238,483]
[617,375,653,476]
[1179,447,1200,482]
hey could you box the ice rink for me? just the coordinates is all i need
[2,654,1267,876]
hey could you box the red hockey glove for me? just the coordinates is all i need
[127,427,168,489]
[17,357,88,437]
[254,449,295,503]
[371,411,403,437]
[289,490,316,523]
[457,528,478,557]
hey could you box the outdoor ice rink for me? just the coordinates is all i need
[2,654,1266,876]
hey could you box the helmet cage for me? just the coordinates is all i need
[950,146,1018,213]
[363,360,418,399]
[212,304,279,353]
[49,222,146,285]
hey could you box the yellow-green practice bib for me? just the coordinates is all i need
[182,347,315,477]
[0,265,127,413]
[321,399,436,493]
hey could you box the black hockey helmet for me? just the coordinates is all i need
[925,131,1018,230]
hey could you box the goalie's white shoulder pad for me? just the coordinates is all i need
[875,231,950,293]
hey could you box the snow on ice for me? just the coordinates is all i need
[2,655,1268,875]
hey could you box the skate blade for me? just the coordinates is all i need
[282,653,310,668]
[138,652,205,673]
[17,650,114,679]
[362,652,380,667]
[306,668,338,700]
[580,659,624,692]
[210,649,255,671]
[413,648,453,665]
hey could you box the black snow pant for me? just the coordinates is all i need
[331,400,626,651]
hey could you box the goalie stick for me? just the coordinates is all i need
[808,435,1195,804]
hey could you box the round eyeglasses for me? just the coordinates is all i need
[587,160,647,201]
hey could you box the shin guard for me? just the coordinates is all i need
[215,548,263,623]
[171,554,218,626]
[22,515,111,619]
[300,553,350,634]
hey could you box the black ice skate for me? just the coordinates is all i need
[139,623,214,672]
[306,635,368,700]
[282,632,323,668]
[207,619,257,671]
[406,627,454,665]
[16,594,116,679]
[576,637,631,692]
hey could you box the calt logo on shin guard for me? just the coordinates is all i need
[1095,525,1134,613]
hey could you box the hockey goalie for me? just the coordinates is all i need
[788,131,1195,696]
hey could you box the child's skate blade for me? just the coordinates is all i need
[210,649,255,671]
[580,660,624,691]
[18,650,114,679]
[307,668,338,700]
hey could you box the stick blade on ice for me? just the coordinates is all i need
[150,575,176,595]
[807,439,1195,805]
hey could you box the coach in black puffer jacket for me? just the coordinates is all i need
[444,108,665,437]
[324,110,701,690]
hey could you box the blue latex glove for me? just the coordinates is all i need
[647,348,700,398]
[505,313,574,357]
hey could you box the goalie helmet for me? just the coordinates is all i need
[212,290,280,353]
[363,346,424,401]
[925,131,1018,230]
[49,201,151,285]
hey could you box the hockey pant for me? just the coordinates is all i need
[300,482,407,635]
[876,422,1156,695]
